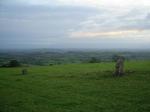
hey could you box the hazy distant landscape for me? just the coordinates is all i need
[0,49,150,66]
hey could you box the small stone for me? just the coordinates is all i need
[22,69,28,75]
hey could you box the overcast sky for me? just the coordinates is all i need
[0,0,150,49]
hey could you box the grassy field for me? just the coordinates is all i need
[0,61,150,112]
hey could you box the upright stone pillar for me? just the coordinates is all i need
[115,56,124,76]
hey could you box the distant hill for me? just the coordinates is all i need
[0,49,150,66]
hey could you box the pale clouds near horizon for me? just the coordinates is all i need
[0,0,150,49]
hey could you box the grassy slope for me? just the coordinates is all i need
[0,61,150,112]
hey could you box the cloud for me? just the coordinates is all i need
[0,0,150,49]
[69,30,146,38]
[0,4,99,48]
[68,6,150,41]
[1,0,150,8]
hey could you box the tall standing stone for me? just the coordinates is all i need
[115,56,124,76]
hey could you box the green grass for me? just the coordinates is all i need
[0,61,150,112]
